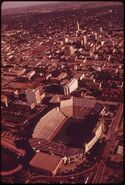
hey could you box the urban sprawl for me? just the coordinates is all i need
[1,2,123,184]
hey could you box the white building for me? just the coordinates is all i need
[77,21,80,31]
[94,32,98,40]
[63,78,78,95]
[100,27,103,32]
[83,35,87,45]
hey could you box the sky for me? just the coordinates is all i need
[2,1,59,9]
[2,1,122,9]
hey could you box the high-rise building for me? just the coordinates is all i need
[76,21,83,37]
[64,35,69,43]
[100,27,103,32]
[94,32,98,40]
[77,21,80,31]
[83,35,87,45]
[65,37,69,43]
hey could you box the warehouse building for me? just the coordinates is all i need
[29,151,63,176]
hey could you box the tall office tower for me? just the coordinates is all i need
[100,27,103,33]
[65,35,69,43]
[92,45,96,52]
[94,32,98,40]
[26,88,41,106]
[81,39,84,46]
[77,21,80,31]
[83,35,87,45]
[69,46,75,55]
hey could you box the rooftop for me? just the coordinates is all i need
[29,151,62,172]
[60,97,103,119]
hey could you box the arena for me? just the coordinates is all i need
[33,97,104,154]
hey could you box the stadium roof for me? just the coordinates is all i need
[33,98,104,142]
[33,108,67,140]
[60,97,103,119]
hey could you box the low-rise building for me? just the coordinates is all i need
[26,88,45,106]
[63,78,78,95]
[29,151,63,176]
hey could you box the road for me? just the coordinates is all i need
[1,139,26,157]
[96,100,118,106]
[92,103,123,183]
[1,164,23,176]
[26,164,98,183]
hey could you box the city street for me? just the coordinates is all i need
[92,103,123,183]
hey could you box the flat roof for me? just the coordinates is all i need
[8,82,39,90]
[117,145,123,156]
[29,151,62,172]
[49,94,62,104]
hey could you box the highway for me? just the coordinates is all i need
[92,103,123,183]
[1,164,23,176]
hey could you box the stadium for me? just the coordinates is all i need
[32,97,105,154]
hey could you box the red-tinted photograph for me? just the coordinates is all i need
[1,1,124,184]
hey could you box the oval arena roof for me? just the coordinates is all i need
[33,108,67,140]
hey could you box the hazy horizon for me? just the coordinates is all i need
[2,1,59,9]
[2,1,122,10]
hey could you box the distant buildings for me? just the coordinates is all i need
[94,32,98,40]
[64,35,69,43]
[77,21,80,31]
[83,35,87,45]
[1,3,123,181]
[100,27,103,33]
